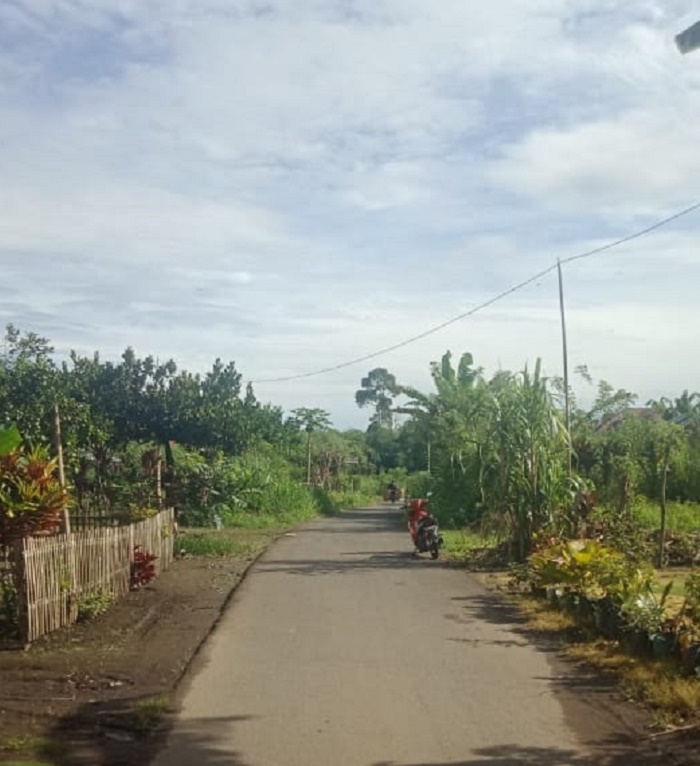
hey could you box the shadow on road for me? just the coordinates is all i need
[303,507,406,533]
[48,699,255,765]
[370,743,593,765]
[449,592,629,695]
[149,715,253,766]
[257,551,456,576]
[369,737,683,765]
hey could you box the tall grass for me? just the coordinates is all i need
[632,498,700,532]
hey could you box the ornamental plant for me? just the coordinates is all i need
[526,539,653,605]
[0,440,70,543]
[131,546,158,588]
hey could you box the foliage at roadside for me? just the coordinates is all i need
[0,326,381,534]
[515,538,700,690]
[356,352,700,568]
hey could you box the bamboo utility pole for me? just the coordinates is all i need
[557,260,573,478]
[53,404,70,535]
[53,403,77,622]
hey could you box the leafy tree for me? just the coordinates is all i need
[290,408,332,483]
[355,368,397,428]
[0,325,59,446]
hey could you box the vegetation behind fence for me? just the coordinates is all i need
[6,508,175,645]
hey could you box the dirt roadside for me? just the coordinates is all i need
[0,529,280,766]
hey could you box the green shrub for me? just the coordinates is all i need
[526,539,654,605]
[77,589,114,621]
[404,472,433,501]
[0,573,18,639]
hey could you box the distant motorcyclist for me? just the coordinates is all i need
[386,481,400,503]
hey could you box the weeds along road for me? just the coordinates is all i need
[152,507,635,766]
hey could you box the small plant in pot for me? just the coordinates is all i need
[620,581,674,658]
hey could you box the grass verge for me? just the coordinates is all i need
[129,696,170,735]
[177,528,275,558]
[0,734,64,765]
[441,530,508,569]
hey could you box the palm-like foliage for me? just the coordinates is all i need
[390,353,572,557]
[0,445,71,543]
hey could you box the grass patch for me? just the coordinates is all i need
[442,530,500,557]
[634,499,700,533]
[221,509,316,529]
[441,529,509,570]
[129,695,170,734]
[0,735,64,764]
[516,597,579,634]
[567,641,700,726]
[178,533,258,558]
[0,737,61,756]
[2,762,57,766]
[177,528,273,558]
[653,569,694,618]
[655,568,694,597]
[326,490,379,510]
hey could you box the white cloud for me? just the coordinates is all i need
[487,107,700,217]
[1,0,700,428]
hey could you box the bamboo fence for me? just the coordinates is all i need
[7,508,175,645]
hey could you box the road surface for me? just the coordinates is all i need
[153,508,622,766]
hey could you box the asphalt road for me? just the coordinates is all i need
[152,508,614,766]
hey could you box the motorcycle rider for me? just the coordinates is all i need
[387,480,399,503]
[407,497,433,555]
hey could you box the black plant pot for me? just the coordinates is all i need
[622,628,653,658]
[650,632,675,659]
[594,599,622,639]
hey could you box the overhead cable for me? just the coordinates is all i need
[252,201,700,384]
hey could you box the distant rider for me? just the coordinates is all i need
[387,481,399,503]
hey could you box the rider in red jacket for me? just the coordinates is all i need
[407,498,431,550]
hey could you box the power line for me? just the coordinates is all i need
[561,201,700,266]
[252,201,700,384]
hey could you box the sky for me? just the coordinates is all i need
[1,1,700,429]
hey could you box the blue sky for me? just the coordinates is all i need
[1,1,700,427]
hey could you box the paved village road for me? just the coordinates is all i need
[152,508,626,766]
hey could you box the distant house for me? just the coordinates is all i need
[595,407,662,433]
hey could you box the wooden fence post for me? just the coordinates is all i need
[14,540,29,647]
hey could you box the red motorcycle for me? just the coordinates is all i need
[407,498,443,559]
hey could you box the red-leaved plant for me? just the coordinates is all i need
[131,546,158,589]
